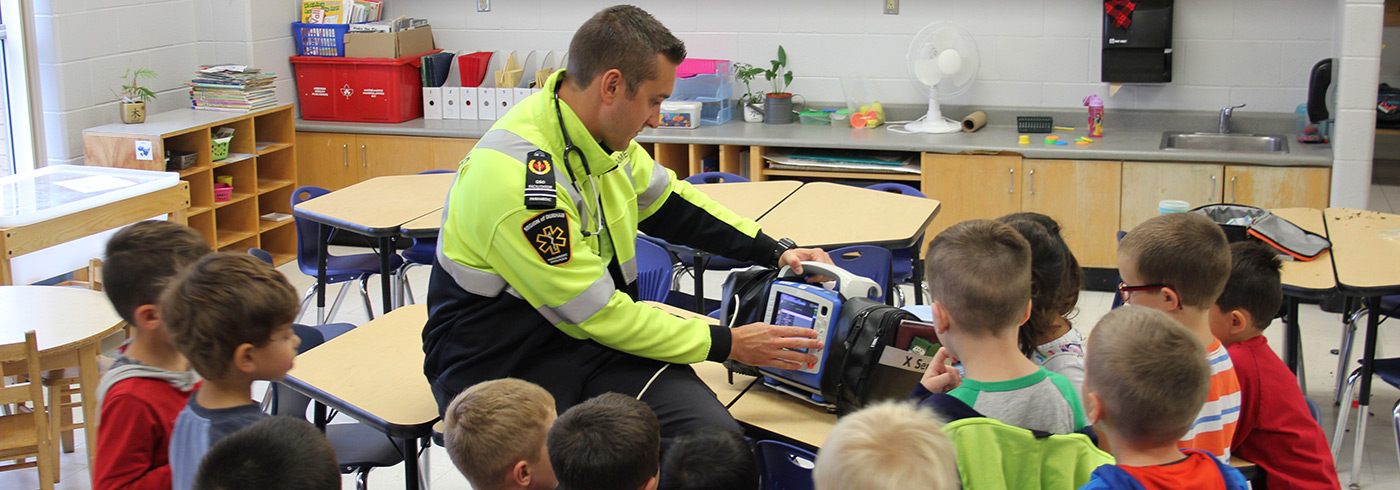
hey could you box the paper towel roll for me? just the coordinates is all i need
[961,111,987,132]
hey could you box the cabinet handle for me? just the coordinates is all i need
[1028,169,1035,195]
[360,144,367,168]
[1008,168,1015,194]
[1210,175,1217,203]
[1230,175,1237,202]
[341,144,348,166]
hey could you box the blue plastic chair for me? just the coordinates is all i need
[1334,356,1400,489]
[755,440,817,490]
[396,170,455,305]
[292,186,403,323]
[684,171,749,185]
[866,182,925,305]
[635,237,673,302]
[828,245,892,304]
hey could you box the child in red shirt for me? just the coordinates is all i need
[92,221,209,490]
[1208,242,1341,490]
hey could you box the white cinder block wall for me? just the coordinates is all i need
[392,0,1336,113]
[1331,0,1384,209]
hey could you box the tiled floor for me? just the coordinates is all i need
[10,188,1400,489]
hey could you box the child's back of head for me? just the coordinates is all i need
[1211,242,1283,343]
[548,393,660,490]
[1118,213,1230,311]
[995,213,1082,355]
[161,252,300,381]
[1085,306,1210,449]
[925,219,1032,336]
[192,416,339,490]
[659,428,758,490]
[103,220,212,326]
[444,378,558,490]
[814,402,958,490]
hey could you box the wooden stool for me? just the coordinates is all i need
[40,368,81,483]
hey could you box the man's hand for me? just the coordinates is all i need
[919,347,962,394]
[780,247,833,282]
[729,323,824,370]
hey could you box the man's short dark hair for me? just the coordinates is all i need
[567,5,686,96]
[548,393,660,490]
[1216,242,1283,330]
[103,220,212,324]
[660,428,758,490]
[193,416,339,490]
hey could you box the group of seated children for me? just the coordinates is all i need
[88,209,1340,490]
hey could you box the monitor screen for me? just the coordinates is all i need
[772,292,819,354]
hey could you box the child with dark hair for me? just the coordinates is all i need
[659,428,759,490]
[192,416,340,490]
[1210,242,1340,489]
[997,213,1086,395]
[548,393,661,490]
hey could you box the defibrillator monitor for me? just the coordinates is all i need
[759,281,843,399]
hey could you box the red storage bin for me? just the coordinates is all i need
[291,50,440,123]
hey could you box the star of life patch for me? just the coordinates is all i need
[522,209,571,265]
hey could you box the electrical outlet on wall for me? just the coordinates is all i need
[478,0,490,12]
[884,0,898,15]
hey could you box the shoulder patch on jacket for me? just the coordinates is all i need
[522,210,571,265]
[524,150,557,209]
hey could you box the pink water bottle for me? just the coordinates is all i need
[1084,94,1104,138]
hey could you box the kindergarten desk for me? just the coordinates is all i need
[1269,208,1335,389]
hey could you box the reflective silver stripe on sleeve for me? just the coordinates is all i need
[635,161,671,211]
[537,275,615,325]
[435,244,510,297]
[475,128,590,234]
[619,256,637,284]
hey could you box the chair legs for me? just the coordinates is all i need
[397,262,427,307]
[298,281,354,325]
[1335,308,1365,405]
[358,275,376,321]
[1392,400,1400,488]
[356,467,371,490]
[1334,366,1374,489]
[1333,367,1360,460]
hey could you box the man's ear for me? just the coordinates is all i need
[598,68,624,105]
[231,343,258,374]
[931,302,952,335]
[509,460,531,487]
[132,304,162,331]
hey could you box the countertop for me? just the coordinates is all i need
[297,117,1333,167]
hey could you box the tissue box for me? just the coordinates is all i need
[659,100,701,129]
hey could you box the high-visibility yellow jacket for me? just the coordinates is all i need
[423,70,783,396]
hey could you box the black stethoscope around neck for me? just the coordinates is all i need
[554,76,605,237]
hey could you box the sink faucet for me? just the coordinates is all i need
[1219,104,1246,133]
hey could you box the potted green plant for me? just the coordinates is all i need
[113,68,157,124]
[734,62,766,123]
[760,46,796,125]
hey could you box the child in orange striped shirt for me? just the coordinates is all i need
[1116,213,1240,461]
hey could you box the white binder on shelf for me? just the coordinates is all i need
[443,87,461,119]
[478,85,498,121]
[461,87,479,120]
[423,87,443,120]
[514,88,534,108]
[496,88,516,117]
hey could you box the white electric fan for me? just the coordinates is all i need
[903,23,980,133]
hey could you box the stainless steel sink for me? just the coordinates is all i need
[1159,132,1289,153]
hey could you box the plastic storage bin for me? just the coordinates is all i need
[293,22,351,57]
[211,136,232,161]
[292,50,438,123]
[669,59,733,126]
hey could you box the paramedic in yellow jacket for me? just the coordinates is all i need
[423,6,831,435]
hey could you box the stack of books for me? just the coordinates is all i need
[186,65,278,113]
[300,0,382,24]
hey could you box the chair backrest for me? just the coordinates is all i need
[635,237,674,302]
[0,331,55,480]
[247,248,274,265]
[417,169,455,175]
[942,417,1112,490]
[865,183,926,270]
[828,245,892,303]
[685,171,749,185]
[291,186,332,271]
[865,182,925,198]
[755,440,816,490]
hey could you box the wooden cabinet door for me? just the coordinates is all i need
[1224,165,1330,210]
[359,134,437,178]
[1120,161,1224,232]
[429,138,477,172]
[922,154,1022,240]
[1022,159,1123,268]
[295,132,359,191]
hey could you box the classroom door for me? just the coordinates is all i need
[1021,159,1123,268]
[921,154,1022,241]
[295,132,360,191]
[1120,161,1224,232]
[1224,165,1330,210]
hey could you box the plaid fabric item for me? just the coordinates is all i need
[1105,0,1136,28]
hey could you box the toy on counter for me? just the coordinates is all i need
[1084,94,1104,138]
[849,101,885,128]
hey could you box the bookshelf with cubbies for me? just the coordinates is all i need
[82,105,299,265]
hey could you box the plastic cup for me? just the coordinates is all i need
[1158,200,1191,214]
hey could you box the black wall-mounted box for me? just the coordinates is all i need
[1102,0,1173,83]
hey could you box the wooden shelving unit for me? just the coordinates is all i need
[82,105,299,264]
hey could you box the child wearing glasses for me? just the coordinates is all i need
[1116,212,1240,462]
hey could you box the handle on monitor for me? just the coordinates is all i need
[777,261,882,301]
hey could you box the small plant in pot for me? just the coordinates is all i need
[734,62,766,123]
[113,68,157,124]
[760,46,796,125]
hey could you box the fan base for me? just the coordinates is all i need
[904,117,963,134]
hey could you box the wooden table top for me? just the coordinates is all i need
[1271,208,1336,294]
[1325,208,1400,293]
[293,173,456,236]
[0,286,123,352]
[400,210,444,238]
[757,182,941,250]
[693,181,803,221]
[283,304,438,436]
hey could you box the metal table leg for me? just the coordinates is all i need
[317,224,329,325]
[379,236,395,315]
[1348,297,1381,489]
